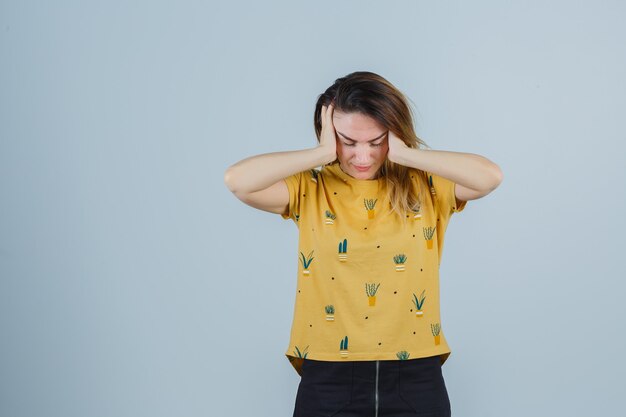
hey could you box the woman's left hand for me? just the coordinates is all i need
[387,130,409,164]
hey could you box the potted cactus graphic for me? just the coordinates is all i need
[428,175,436,197]
[325,304,335,321]
[423,226,437,249]
[339,336,349,357]
[364,198,378,219]
[365,283,381,306]
[325,210,336,225]
[396,351,410,360]
[300,250,314,275]
[293,345,309,359]
[431,323,441,345]
[412,290,426,317]
[338,238,348,261]
[393,254,407,271]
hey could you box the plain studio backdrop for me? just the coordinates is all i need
[1,1,625,416]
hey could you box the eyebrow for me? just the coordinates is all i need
[336,130,388,143]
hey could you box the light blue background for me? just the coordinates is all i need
[1,1,625,416]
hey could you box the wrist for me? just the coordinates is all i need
[316,144,337,165]
[388,145,409,165]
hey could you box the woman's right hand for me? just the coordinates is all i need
[319,103,338,164]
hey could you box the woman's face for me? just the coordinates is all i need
[332,110,389,180]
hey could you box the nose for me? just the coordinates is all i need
[354,147,371,164]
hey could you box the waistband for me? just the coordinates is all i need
[303,355,441,381]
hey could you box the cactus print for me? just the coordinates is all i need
[280,163,467,377]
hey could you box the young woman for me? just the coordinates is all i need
[224,71,502,417]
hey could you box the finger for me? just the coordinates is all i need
[326,103,334,126]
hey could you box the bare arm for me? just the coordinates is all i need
[224,104,338,214]
[387,131,503,202]
[224,146,334,195]
[223,147,335,214]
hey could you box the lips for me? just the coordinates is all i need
[354,165,371,172]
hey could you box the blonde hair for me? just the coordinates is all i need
[314,71,432,224]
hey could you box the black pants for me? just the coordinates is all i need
[293,355,451,417]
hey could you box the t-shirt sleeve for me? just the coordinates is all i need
[428,172,467,216]
[280,171,304,221]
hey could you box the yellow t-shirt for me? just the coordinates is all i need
[281,162,467,376]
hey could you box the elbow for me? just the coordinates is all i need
[224,165,239,194]
[224,164,257,198]
[489,163,504,191]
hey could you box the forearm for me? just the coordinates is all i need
[224,146,334,194]
[393,148,502,192]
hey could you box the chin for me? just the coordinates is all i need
[353,169,379,180]
[340,161,382,180]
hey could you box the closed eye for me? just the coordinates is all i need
[342,141,384,147]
